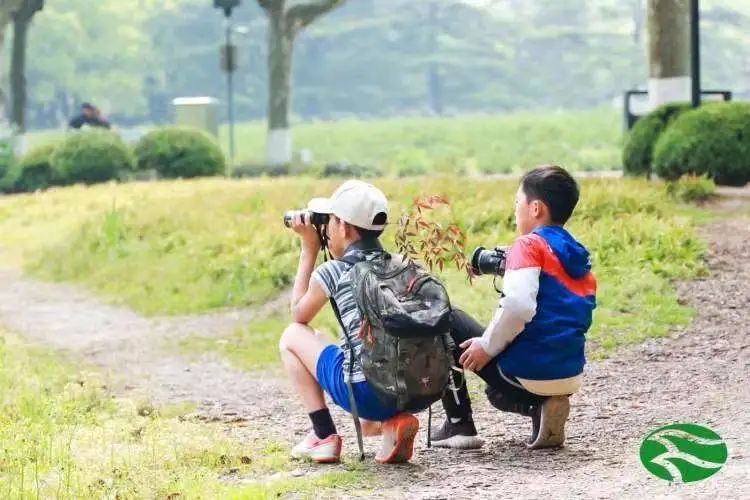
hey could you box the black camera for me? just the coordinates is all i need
[283,210,330,228]
[471,246,507,276]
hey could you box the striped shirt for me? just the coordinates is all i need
[312,248,383,383]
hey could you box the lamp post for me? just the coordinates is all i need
[690,0,701,108]
[214,0,241,161]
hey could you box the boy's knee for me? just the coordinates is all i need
[485,386,540,416]
[279,323,298,352]
[279,322,311,352]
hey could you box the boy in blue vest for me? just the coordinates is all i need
[432,165,597,449]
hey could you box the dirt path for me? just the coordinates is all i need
[1,188,748,498]
[0,269,294,420]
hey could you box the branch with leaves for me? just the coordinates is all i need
[395,195,473,281]
[286,0,345,33]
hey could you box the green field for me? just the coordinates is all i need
[0,175,708,369]
[225,108,622,174]
[26,108,623,175]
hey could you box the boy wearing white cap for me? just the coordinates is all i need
[279,180,419,464]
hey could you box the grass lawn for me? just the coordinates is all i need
[0,331,368,498]
[25,108,623,175]
[222,108,622,174]
[0,175,709,370]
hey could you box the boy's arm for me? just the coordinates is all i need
[289,213,327,325]
[290,248,328,324]
[478,235,543,357]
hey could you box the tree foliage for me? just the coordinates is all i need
[16,0,750,128]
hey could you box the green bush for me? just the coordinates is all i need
[5,143,60,193]
[622,103,691,177]
[666,175,716,203]
[653,102,750,186]
[51,130,134,185]
[135,127,226,179]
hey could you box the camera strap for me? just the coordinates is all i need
[317,225,332,262]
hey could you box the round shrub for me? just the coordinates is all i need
[134,127,226,179]
[665,175,716,203]
[653,102,750,186]
[622,103,691,177]
[8,143,60,192]
[52,130,134,185]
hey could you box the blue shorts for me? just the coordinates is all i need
[316,344,399,422]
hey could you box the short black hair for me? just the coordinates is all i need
[352,212,388,240]
[520,165,580,225]
[352,211,387,240]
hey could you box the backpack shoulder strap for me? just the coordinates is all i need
[327,253,368,462]
[328,295,365,461]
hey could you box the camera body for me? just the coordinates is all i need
[283,210,330,228]
[471,246,507,276]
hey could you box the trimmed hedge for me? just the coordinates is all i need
[653,102,750,186]
[134,127,226,179]
[6,143,60,192]
[622,103,691,177]
[51,130,134,185]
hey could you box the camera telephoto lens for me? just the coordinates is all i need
[283,211,297,228]
[283,211,330,228]
[470,246,507,276]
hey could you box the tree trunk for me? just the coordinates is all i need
[260,0,344,165]
[0,0,25,125]
[266,3,294,166]
[11,15,28,134]
[647,0,690,108]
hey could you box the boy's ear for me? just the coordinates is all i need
[531,199,543,218]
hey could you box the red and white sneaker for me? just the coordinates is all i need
[375,413,420,464]
[291,431,342,463]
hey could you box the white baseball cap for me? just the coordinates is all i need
[307,180,389,230]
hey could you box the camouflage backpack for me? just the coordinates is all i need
[339,251,455,412]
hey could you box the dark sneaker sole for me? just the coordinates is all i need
[527,396,569,450]
[431,434,484,449]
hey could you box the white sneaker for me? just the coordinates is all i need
[291,431,342,463]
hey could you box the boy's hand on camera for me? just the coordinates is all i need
[291,212,321,253]
[459,338,491,372]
